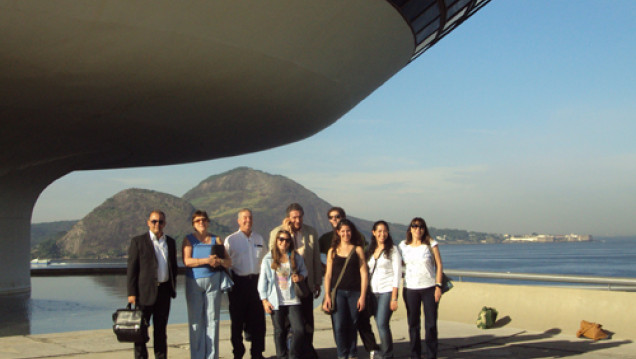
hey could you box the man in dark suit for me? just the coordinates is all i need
[127,210,178,359]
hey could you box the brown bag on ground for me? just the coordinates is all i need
[576,320,608,341]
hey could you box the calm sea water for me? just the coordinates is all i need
[440,237,636,278]
[1,237,634,336]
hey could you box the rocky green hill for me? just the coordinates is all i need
[54,188,229,258]
[182,167,406,241]
[183,167,336,237]
[31,220,78,247]
[31,220,79,259]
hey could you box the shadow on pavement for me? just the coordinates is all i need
[435,328,633,358]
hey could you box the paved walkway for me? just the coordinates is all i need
[1,306,634,359]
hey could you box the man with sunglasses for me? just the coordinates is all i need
[126,210,178,359]
[318,206,380,359]
[318,206,346,256]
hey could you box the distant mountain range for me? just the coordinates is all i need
[32,167,504,259]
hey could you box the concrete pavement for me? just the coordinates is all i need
[1,304,635,359]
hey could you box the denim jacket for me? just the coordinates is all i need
[257,251,308,310]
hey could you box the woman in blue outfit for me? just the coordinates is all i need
[398,217,444,359]
[183,210,232,359]
[258,229,308,359]
[322,219,368,359]
[367,220,402,359]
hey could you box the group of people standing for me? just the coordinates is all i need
[320,208,444,359]
[126,205,445,359]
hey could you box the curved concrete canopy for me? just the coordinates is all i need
[0,0,490,297]
[1,0,413,173]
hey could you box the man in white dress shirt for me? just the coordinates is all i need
[225,208,266,359]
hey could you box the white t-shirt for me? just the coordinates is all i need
[275,262,300,306]
[398,240,438,289]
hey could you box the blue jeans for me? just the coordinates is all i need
[331,289,360,359]
[373,292,394,359]
[404,287,438,359]
[186,274,222,359]
[270,304,305,359]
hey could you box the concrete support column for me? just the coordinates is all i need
[0,169,47,335]
[0,214,32,296]
[0,166,68,297]
[0,175,41,296]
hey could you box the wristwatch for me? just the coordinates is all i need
[435,283,443,288]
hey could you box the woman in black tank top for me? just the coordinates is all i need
[322,219,369,359]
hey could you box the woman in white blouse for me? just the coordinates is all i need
[398,217,443,359]
[367,220,402,359]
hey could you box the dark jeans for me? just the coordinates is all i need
[135,282,171,359]
[271,305,305,359]
[300,285,318,359]
[373,292,394,359]
[358,303,380,353]
[331,289,360,359]
[228,274,265,359]
[404,287,438,359]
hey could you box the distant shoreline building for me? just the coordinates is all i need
[503,234,592,243]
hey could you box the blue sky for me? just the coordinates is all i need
[33,1,636,236]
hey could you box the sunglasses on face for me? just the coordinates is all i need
[410,224,425,229]
[277,236,291,242]
[193,218,209,224]
[150,220,165,225]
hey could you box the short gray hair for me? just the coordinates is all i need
[238,208,252,217]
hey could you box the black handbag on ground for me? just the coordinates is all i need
[112,303,149,343]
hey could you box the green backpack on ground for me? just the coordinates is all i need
[476,306,498,329]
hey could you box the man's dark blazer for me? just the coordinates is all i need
[127,232,178,306]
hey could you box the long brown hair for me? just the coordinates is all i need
[405,217,431,245]
[271,229,297,272]
[329,219,363,258]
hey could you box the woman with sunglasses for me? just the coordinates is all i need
[367,220,402,359]
[258,229,308,359]
[182,210,232,359]
[398,217,444,359]
[322,219,368,359]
